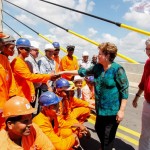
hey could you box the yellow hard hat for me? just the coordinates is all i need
[66,81,77,91]
[2,96,36,118]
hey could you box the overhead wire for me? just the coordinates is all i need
[4,0,138,64]
[2,20,45,56]
[39,0,150,36]
[2,20,21,37]
[2,10,70,56]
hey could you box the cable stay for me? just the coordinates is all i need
[4,0,139,64]
[2,21,21,37]
[39,0,150,36]
[2,10,70,56]
[2,20,46,56]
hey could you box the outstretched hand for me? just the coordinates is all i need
[50,74,61,81]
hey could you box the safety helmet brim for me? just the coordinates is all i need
[2,96,36,118]
[0,35,15,45]
[41,96,63,107]
[39,91,63,107]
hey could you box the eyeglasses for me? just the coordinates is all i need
[23,47,30,52]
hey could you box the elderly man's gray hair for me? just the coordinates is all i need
[145,38,150,46]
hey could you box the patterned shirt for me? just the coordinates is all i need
[78,62,129,116]
[38,56,56,91]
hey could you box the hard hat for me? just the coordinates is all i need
[66,81,77,91]
[16,38,31,48]
[55,78,70,88]
[0,32,9,38]
[39,91,62,106]
[0,35,15,45]
[86,76,94,83]
[66,45,75,51]
[73,75,83,82]
[2,96,36,118]
[30,41,39,49]
[52,42,60,49]
[45,43,55,51]
[82,51,89,56]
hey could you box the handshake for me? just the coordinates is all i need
[50,73,61,81]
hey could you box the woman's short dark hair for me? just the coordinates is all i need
[98,42,118,62]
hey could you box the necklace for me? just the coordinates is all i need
[101,64,111,77]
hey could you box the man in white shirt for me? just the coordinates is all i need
[78,51,91,69]
[38,44,56,92]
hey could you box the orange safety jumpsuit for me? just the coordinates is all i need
[11,57,52,102]
[59,55,79,80]
[0,54,17,129]
[58,91,90,124]
[52,55,61,73]
[33,113,75,150]
[0,123,55,150]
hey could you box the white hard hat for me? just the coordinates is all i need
[73,75,83,82]
[45,43,55,51]
[82,51,89,56]
[30,41,40,49]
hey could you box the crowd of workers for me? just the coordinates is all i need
[0,31,150,150]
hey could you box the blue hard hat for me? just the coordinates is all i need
[16,38,31,48]
[52,42,60,48]
[39,91,62,106]
[86,76,94,83]
[55,78,70,88]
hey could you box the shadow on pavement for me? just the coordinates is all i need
[114,138,135,150]
[80,136,101,150]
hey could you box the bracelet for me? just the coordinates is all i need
[136,94,140,97]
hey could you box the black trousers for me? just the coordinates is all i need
[95,115,119,150]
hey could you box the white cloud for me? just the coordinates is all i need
[123,0,150,29]
[88,28,98,37]
[124,11,150,29]
[87,1,95,12]
[101,34,118,44]
[15,14,36,25]
[130,1,150,14]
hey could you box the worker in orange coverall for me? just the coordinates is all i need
[0,96,55,150]
[33,91,80,150]
[0,34,18,129]
[11,38,60,103]
[59,45,79,80]
[55,78,94,123]
[52,42,61,73]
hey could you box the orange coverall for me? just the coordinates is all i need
[0,54,17,129]
[0,123,55,150]
[52,55,61,73]
[59,55,79,80]
[58,91,90,124]
[11,57,51,102]
[33,113,75,150]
